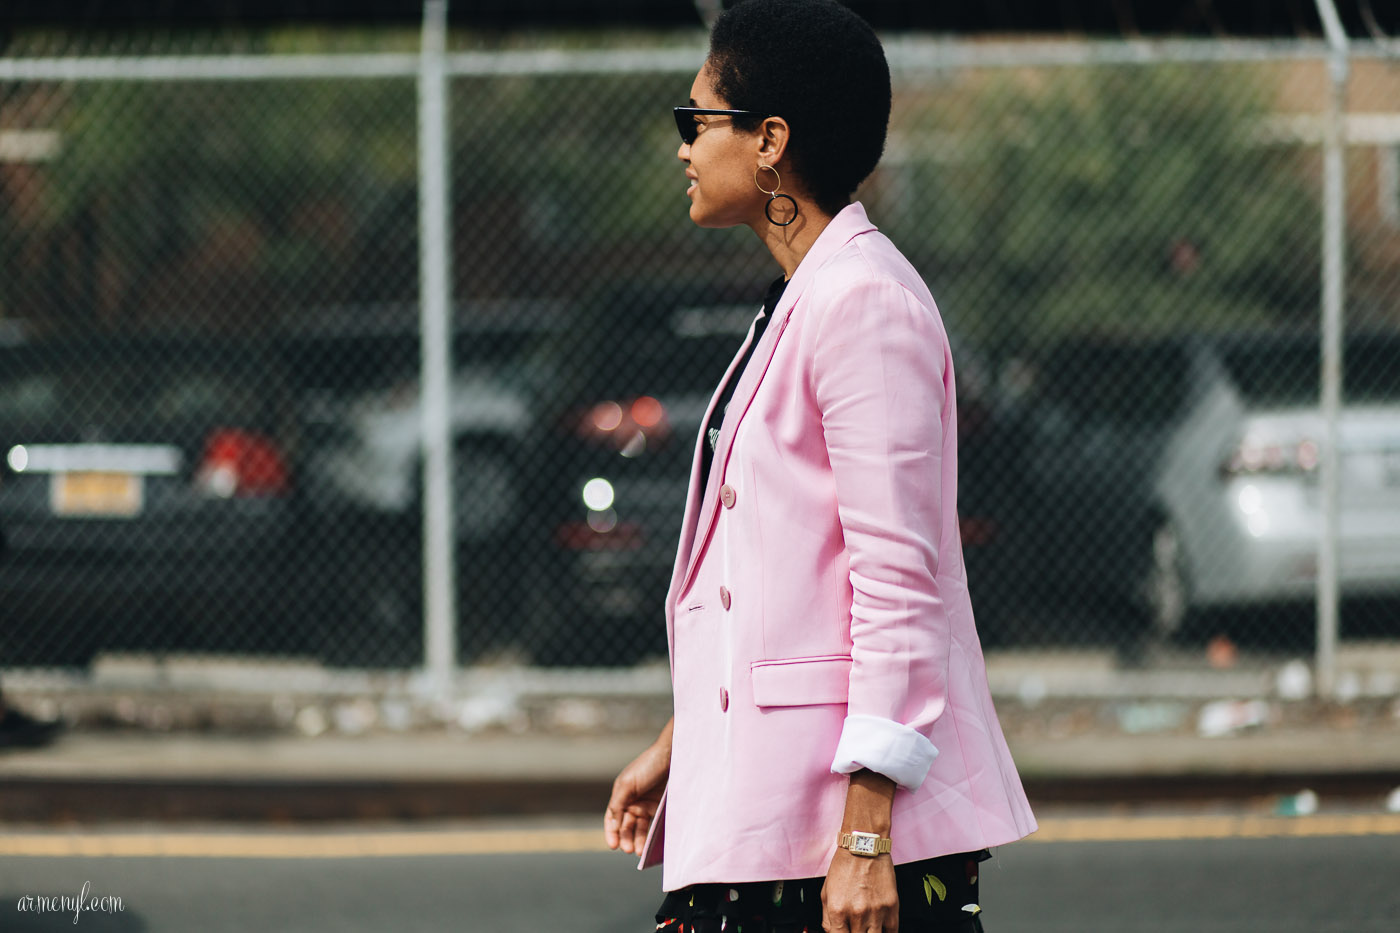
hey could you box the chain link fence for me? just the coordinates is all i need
[2,32,1399,682]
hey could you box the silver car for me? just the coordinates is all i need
[997,332,1400,654]
[283,304,559,666]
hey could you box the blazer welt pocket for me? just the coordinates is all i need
[750,655,852,708]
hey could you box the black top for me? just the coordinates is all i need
[698,275,788,492]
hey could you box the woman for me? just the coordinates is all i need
[604,2,1036,930]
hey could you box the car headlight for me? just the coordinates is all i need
[582,477,615,512]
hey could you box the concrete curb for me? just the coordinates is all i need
[3,648,1400,823]
[3,724,1400,823]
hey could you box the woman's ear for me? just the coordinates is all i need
[757,116,791,165]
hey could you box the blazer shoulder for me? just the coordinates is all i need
[803,232,941,330]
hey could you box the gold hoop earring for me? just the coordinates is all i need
[754,164,797,227]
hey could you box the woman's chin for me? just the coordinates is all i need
[688,203,744,230]
[689,204,719,228]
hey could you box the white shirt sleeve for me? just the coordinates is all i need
[830,713,939,791]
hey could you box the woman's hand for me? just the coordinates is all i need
[823,768,899,932]
[603,717,673,854]
[822,848,899,933]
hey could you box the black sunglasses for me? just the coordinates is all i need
[673,106,771,145]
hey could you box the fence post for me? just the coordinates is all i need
[418,0,458,698]
[1313,0,1349,700]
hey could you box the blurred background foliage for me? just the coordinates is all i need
[876,63,1321,356]
[0,30,1351,349]
[1,75,418,330]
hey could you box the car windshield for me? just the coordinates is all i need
[1220,334,1400,406]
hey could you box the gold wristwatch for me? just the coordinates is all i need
[838,831,892,857]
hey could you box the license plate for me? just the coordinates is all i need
[51,472,143,518]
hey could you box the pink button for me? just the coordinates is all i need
[720,484,736,509]
[719,586,732,610]
[719,687,729,712]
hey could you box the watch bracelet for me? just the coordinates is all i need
[839,832,893,856]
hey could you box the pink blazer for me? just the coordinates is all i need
[639,202,1036,889]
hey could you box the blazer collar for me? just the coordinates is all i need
[670,202,879,601]
[772,201,878,313]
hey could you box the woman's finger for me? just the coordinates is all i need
[620,810,640,853]
[825,904,900,933]
[821,909,850,933]
[629,812,651,853]
[603,774,638,850]
[602,800,624,849]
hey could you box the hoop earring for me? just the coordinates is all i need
[754,164,797,227]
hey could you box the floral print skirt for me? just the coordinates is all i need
[654,849,989,932]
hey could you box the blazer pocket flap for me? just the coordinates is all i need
[750,655,852,708]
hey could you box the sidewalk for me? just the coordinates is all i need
[2,648,1399,822]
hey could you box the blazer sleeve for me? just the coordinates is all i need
[810,273,952,792]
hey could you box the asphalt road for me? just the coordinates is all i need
[1,813,1396,932]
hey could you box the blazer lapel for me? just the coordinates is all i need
[675,307,791,599]
[665,313,762,614]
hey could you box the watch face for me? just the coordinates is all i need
[851,834,878,855]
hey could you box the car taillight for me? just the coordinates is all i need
[197,429,290,498]
[575,396,671,456]
[958,515,998,547]
[554,520,645,551]
[1220,438,1320,479]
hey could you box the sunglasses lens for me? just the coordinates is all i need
[674,110,696,145]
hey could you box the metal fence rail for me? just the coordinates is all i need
[2,30,1399,696]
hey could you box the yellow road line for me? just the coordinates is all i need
[1028,813,1400,843]
[0,828,606,859]
[2,814,1399,859]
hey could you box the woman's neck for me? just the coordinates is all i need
[751,202,837,280]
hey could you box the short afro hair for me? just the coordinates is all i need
[707,0,891,213]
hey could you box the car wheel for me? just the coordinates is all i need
[321,577,421,668]
[317,519,423,668]
[451,439,525,657]
[1123,519,1190,664]
[453,440,519,545]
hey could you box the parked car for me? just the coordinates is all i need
[522,281,1012,666]
[281,302,563,666]
[991,330,1400,656]
[0,335,303,665]
[518,284,748,666]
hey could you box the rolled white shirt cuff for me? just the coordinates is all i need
[830,713,939,791]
